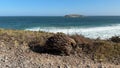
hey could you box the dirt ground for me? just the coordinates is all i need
[0,42,119,68]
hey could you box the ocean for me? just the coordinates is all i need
[0,16,120,39]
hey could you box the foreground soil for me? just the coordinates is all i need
[0,29,119,68]
[0,45,119,68]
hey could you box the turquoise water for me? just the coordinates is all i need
[0,16,120,39]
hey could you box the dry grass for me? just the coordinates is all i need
[0,29,53,45]
[70,34,120,64]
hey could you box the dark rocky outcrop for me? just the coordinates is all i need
[45,33,76,55]
[110,36,120,43]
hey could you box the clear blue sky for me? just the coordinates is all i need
[0,0,120,16]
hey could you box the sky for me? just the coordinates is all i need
[0,0,120,16]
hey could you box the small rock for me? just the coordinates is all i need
[98,64,102,68]
[86,65,90,68]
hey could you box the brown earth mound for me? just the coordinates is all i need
[45,33,76,55]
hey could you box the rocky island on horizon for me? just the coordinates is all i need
[64,14,84,18]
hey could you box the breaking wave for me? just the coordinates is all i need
[25,24,120,39]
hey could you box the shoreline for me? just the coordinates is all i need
[0,29,119,68]
[24,23,120,39]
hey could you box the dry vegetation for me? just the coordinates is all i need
[70,35,120,64]
[0,29,120,67]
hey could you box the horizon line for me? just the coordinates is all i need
[0,15,120,17]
